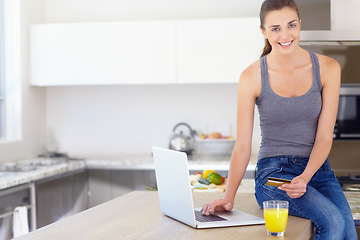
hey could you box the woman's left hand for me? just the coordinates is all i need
[278,176,307,199]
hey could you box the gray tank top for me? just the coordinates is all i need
[255,50,322,160]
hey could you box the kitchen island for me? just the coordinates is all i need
[15,191,313,240]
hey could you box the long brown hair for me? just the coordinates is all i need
[259,0,300,58]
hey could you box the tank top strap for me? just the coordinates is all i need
[258,55,271,101]
[307,50,322,91]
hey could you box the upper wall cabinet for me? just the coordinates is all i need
[30,18,263,86]
[30,21,176,86]
[176,18,263,84]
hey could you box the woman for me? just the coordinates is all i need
[201,0,357,239]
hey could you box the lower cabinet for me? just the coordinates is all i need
[88,169,156,208]
[34,169,157,227]
[35,170,88,228]
[0,184,35,240]
[87,170,112,207]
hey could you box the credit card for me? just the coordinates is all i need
[267,177,291,187]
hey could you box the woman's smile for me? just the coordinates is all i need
[278,40,293,46]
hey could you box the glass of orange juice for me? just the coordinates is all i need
[263,200,289,237]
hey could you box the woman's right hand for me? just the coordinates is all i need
[201,199,234,215]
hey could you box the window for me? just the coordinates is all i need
[0,0,4,137]
[0,0,22,142]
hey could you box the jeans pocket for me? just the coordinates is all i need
[255,167,287,208]
[256,166,283,185]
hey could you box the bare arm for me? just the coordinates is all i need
[224,71,258,204]
[279,56,341,198]
[202,62,260,214]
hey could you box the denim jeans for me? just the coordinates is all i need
[255,156,357,240]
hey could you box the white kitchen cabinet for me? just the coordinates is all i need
[30,18,264,85]
[176,18,264,83]
[30,21,176,86]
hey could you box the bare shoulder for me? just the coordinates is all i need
[315,53,341,86]
[316,53,340,71]
[238,59,262,98]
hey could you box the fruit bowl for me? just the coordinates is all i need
[196,137,235,155]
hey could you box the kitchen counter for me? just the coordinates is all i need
[86,154,256,180]
[85,152,259,169]
[86,157,255,171]
[0,154,255,190]
[0,159,86,190]
[15,191,313,240]
[85,153,236,170]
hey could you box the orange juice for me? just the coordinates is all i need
[264,208,288,233]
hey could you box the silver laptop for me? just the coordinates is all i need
[152,146,265,229]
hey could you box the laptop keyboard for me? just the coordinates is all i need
[194,211,228,222]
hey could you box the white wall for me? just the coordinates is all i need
[46,84,242,157]
[0,0,46,162]
[43,0,262,158]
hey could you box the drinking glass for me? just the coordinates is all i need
[263,200,289,237]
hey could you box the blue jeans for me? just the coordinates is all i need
[255,156,357,240]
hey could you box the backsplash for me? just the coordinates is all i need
[45,84,261,158]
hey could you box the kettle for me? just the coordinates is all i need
[169,122,196,155]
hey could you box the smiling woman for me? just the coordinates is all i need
[201,0,357,239]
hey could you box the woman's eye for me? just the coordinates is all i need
[271,28,280,32]
[289,24,296,28]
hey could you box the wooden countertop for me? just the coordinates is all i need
[16,191,312,240]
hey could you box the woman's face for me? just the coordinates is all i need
[261,7,301,55]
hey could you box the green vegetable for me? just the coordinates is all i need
[198,177,210,185]
[206,172,223,185]
[144,186,157,191]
